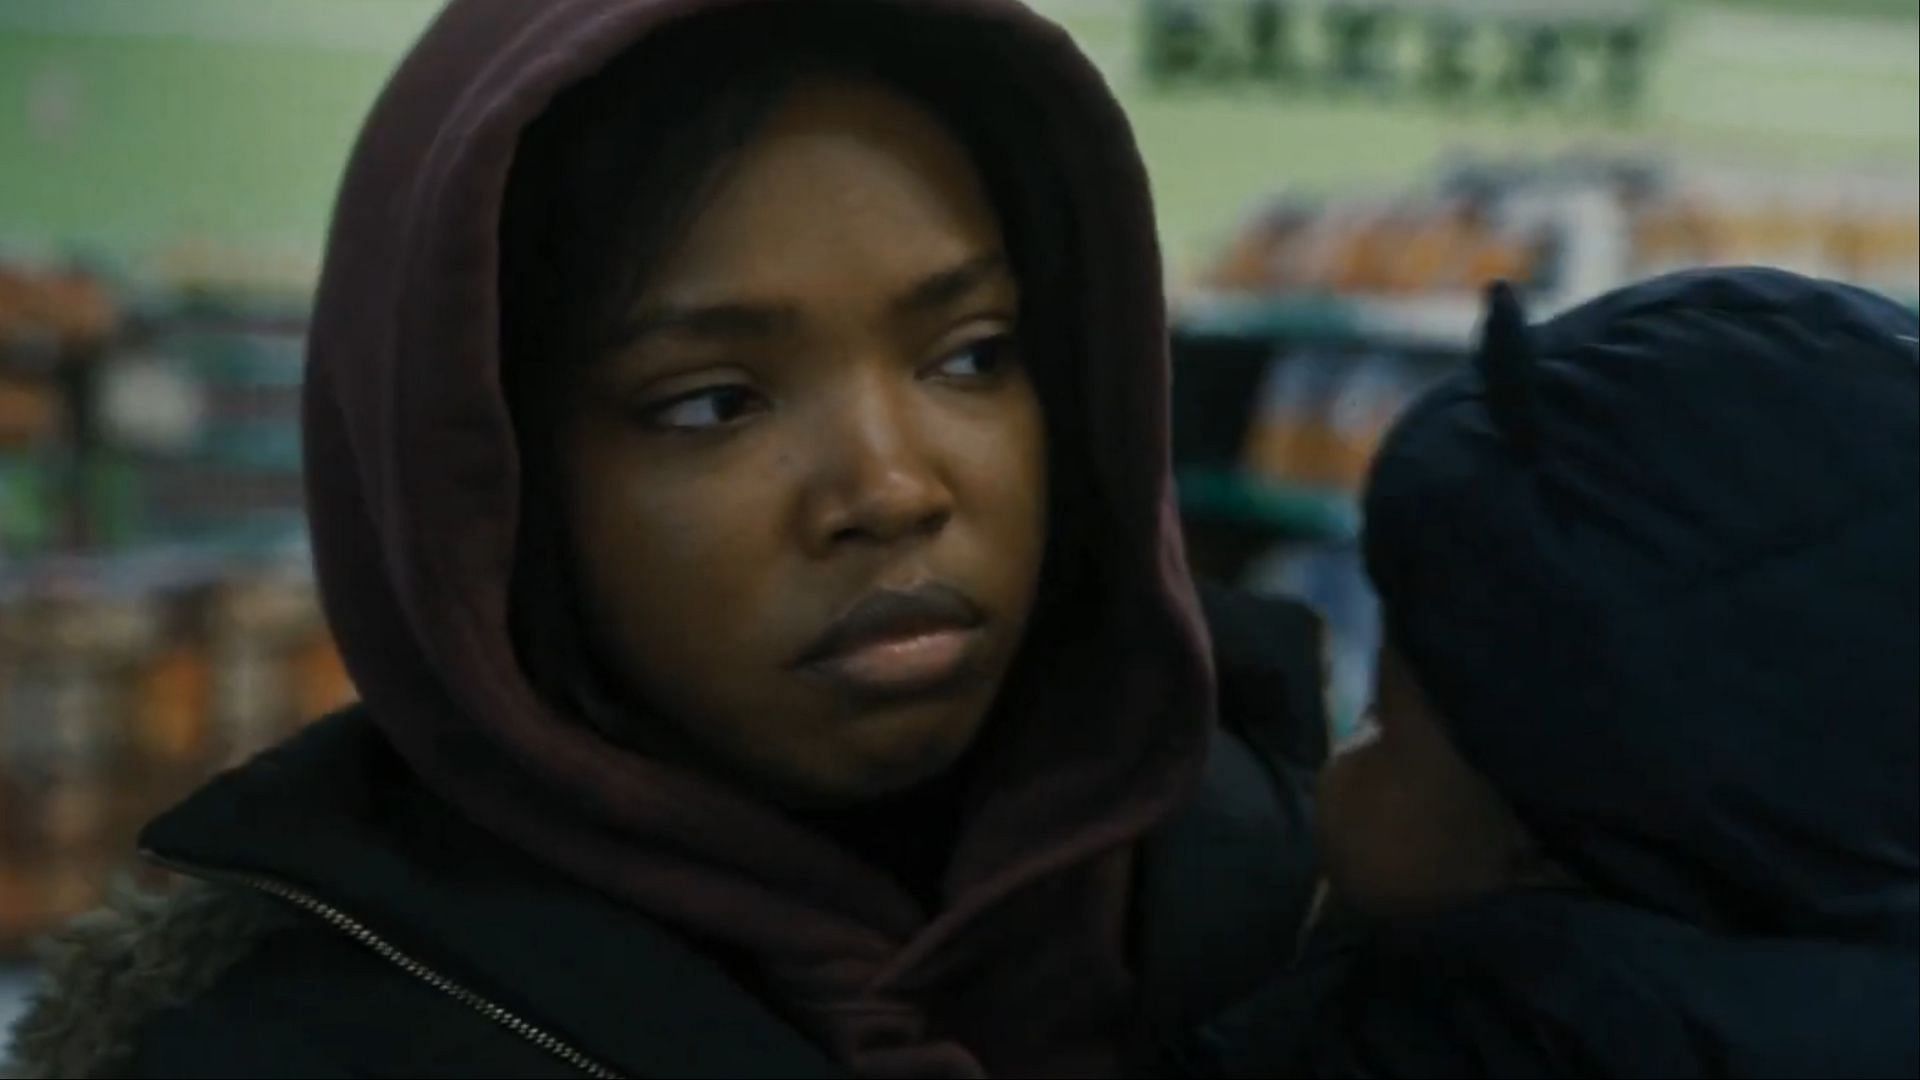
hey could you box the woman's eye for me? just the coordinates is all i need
[931,334,1019,381]
[637,385,764,431]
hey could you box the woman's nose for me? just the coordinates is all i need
[798,375,954,554]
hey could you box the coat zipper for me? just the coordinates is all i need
[142,851,624,1079]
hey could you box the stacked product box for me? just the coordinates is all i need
[0,273,352,953]
[0,554,353,952]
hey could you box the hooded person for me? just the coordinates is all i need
[1194,267,1920,1078]
[3,2,1331,1078]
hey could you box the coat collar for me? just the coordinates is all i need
[140,707,841,1079]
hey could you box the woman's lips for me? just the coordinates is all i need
[794,582,989,702]
[801,625,985,701]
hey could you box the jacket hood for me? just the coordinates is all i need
[300,0,1209,1074]
[1365,269,1919,946]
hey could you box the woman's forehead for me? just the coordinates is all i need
[629,77,1007,315]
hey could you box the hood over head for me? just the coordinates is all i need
[300,1,1211,1075]
[1364,268,1919,947]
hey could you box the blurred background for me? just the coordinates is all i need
[2,0,1916,1021]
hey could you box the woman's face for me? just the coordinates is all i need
[557,78,1048,808]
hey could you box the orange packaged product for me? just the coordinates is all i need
[1459,231,1532,293]
[1215,227,1299,293]
[0,267,116,352]
[1243,351,1315,486]
[1764,207,1831,277]
[1826,212,1875,280]
[0,269,33,343]
[1385,209,1474,294]
[1331,208,1407,294]
[291,632,357,728]
[0,591,152,867]
[1690,206,1739,266]
[1637,198,1721,272]
[207,577,337,760]
[130,583,217,769]
[1862,211,1920,287]
[209,597,291,764]
[1205,234,1274,293]
[1209,205,1312,294]
[135,641,214,766]
[1302,207,1369,294]
[0,375,62,449]
[1242,420,1296,486]
[1321,354,1416,490]
[1630,208,1684,274]
[39,273,117,346]
[1244,350,1357,490]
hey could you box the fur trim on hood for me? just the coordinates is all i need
[4,882,294,1080]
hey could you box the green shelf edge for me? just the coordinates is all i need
[1176,467,1360,543]
[1174,294,1366,343]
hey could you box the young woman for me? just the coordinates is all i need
[8,2,1328,1076]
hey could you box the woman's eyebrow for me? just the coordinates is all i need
[612,251,1011,351]
[890,252,1012,317]
[616,302,801,347]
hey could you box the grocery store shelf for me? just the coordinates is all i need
[1176,293,1361,343]
[1176,287,1917,349]
[1176,467,1360,543]
[1175,291,1486,351]
[0,534,312,601]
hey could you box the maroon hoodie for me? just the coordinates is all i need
[301,1,1212,1075]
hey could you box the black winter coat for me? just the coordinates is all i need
[6,586,1329,1080]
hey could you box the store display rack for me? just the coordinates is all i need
[0,260,348,955]
[1170,152,1920,548]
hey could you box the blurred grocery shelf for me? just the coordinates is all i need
[1177,292,1485,351]
[1176,467,1359,545]
[1,263,350,955]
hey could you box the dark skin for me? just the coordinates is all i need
[1316,645,1542,918]
[555,78,1048,810]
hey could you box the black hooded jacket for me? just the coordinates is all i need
[1195,269,1920,1080]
